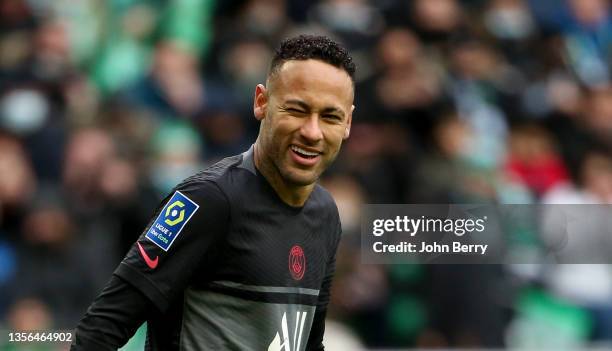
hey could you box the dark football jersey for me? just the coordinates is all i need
[114,146,342,350]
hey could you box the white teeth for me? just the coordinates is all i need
[291,145,319,157]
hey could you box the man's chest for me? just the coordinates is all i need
[193,205,334,292]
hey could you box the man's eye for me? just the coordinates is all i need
[286,108,306,114]
[323,114,341,120]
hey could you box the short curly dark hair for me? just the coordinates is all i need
[268,35,356,82]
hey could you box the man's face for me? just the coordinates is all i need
[254,59,354,186]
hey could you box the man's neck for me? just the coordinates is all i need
[253,143,314,207]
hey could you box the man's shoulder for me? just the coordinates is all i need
[310,184,342,250]
[311,183,341,230]
[312,183,338,210]
[173,152,248,200]
[186,154,242,182]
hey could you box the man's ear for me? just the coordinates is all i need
[253,84,268,121]
[344,105,354,139]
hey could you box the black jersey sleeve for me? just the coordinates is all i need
[71,275,151,350]
[114,179,229,311]
[306,219,342,351]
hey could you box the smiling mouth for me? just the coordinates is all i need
[290,145,321,159]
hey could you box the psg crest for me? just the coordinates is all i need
[289,245,306,280]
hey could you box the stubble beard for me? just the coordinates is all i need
[275,151,321,187]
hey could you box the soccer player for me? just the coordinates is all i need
[71,35,355,350]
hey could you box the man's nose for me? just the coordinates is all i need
[300,114,323,142]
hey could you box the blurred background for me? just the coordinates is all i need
[0,0,611,349]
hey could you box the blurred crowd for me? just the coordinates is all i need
[1,0,611,349]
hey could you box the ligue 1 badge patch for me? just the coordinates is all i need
[146,191,199,251]
[289,245,306,280]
